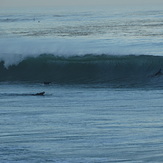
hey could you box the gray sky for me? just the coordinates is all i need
[0,0,163,8]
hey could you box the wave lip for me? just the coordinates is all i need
[0,54,163,87]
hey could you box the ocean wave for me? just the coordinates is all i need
[0,54,163,86]
[1,37,163,68]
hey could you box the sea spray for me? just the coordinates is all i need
[1,37,163,68]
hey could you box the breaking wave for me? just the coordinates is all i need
[0,54,163,87]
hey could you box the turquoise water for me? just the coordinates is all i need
[1,83,163,162]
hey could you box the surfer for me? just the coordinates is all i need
[32,91,45,96]
[43,81,51,85]
[154,68,162,77]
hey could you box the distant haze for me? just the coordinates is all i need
[0,0,163,8]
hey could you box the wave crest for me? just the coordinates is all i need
[0,54,163,87]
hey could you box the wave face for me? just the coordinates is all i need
[0,54,163,86]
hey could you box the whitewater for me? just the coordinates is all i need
[1,5,163,163]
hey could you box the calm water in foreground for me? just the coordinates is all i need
[0,83,163,162]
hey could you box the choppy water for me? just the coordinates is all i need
[0,5,163,162]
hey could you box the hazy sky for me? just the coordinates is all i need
[0,0,163,8]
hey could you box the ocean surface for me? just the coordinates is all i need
[0,5,163,162]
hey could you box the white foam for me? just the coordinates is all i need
[0,38,115,67]
[0,37,162,68]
